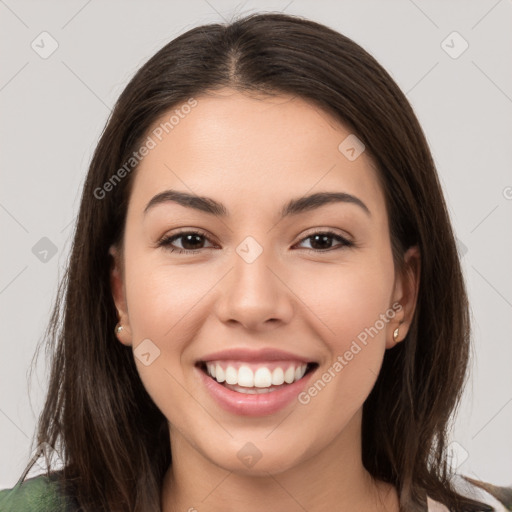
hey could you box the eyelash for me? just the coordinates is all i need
[156,229,354,255]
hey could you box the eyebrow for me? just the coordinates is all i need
[143,189,371,218]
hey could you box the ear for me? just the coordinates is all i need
[386,245,421,349]
[109,244,133,346]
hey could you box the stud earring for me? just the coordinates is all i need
[393,326,402,343]
[115,323,123,334]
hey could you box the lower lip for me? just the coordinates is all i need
[196,365,316,417]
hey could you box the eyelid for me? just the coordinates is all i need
[294,226,353,244]
[157,228,217,249]
[293,230,354,251]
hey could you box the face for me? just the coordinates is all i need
[110,88,419,476]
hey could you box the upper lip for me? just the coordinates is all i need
[197,348,316,364]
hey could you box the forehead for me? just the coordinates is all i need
[128,88,385,219]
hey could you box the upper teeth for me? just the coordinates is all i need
[206,363,308,388]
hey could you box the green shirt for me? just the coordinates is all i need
[1,472,511,511]
[0,472,77,512]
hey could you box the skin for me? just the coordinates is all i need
[110,88,420,512]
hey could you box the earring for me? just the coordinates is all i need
[115,323,123,334]
[393,326,400,342]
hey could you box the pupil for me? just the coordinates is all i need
[183,234,203,250]
[311,234,331,250]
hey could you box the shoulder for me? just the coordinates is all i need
[0,471,77,512]
[427,474,512,511]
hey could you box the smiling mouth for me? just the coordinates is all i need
[196,361,319,394]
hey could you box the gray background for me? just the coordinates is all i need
[1,0,511,489]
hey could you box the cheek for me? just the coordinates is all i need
[124,251,210,341]
[122,248,208,389]
[297,256,394,347]
[293,252,395,401]
[122,254,216,430]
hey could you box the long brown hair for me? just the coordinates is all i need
[19,12,494,511]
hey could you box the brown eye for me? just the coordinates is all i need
[157,229,353,255]
[296,231,353,252]
[157,230,214,254]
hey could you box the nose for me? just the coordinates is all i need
[214,242,294,331]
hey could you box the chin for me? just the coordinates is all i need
[204,437,314,477]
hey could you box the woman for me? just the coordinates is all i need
[1,12,510,512]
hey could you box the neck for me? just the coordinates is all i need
[161,408,398,512]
